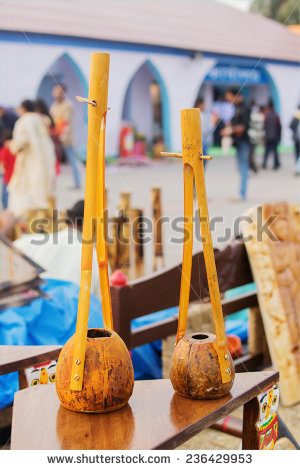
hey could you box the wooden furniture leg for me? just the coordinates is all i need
[242,396,262,449]
[215,411,299,449]
[18,369,28,390]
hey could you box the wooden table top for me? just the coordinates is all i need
[0,345,62,375]
[11,371,278,450]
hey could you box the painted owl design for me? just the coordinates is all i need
[256,385,279,450]
[25,360,57,386]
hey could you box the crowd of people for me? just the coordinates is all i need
[196,88,300,201]
[0,83,80,219]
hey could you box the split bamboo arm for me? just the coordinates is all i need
[70,53,110,391]
[193,161,231,383]
[177,164,194,343]
[95,113,113,330]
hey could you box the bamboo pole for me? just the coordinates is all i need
[70,53,110,391]
[118,192,131,274]
[152,187,165,271]
[132,207,144,277]
[107,214,120,271]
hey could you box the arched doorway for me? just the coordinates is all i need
[36,53,88,156]
[122,60,170,154]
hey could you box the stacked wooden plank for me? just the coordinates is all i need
[241,202,300,406]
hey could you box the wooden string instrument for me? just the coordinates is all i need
[55,53,134,413]
[162,108,235,399]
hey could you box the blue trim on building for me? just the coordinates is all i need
[260,66,281,113]
[36,51,89,123]
[202,53,300,68]
[63,52,89,97]
[1,30,299,68]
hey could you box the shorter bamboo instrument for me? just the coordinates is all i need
[163,108,233,386]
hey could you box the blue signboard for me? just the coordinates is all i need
[205,65,267,84]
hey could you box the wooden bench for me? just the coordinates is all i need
[0,345,62,444]
[110,240,266,372]
[11,371,278,450]
[0,345,62,389]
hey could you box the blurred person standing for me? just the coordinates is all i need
[50,83,81,188]
[0,129,16,209]
[262,100,281,170]
[223,89,250,201]
[289,104,300,175]
[35,98,62,175]
[248,102,265,173]
[212,109,225,147]
[8,100,56,217]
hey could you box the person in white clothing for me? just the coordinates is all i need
[8,100,56,218]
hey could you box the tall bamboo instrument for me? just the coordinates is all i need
[162,108,235,399]
[55,53,134,413]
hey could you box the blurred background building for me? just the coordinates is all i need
[0,0,299,157]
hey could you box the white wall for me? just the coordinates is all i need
[0,38,298,154]
[266,63,300,145]
[0,42,65,106]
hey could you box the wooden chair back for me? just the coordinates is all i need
[110,240,264,372]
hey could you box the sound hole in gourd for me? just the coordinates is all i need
[87,329,112,338]
[192,334,209,340]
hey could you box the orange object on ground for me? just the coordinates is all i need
[226,334,243,359]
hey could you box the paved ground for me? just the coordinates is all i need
[57,151,299,275]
